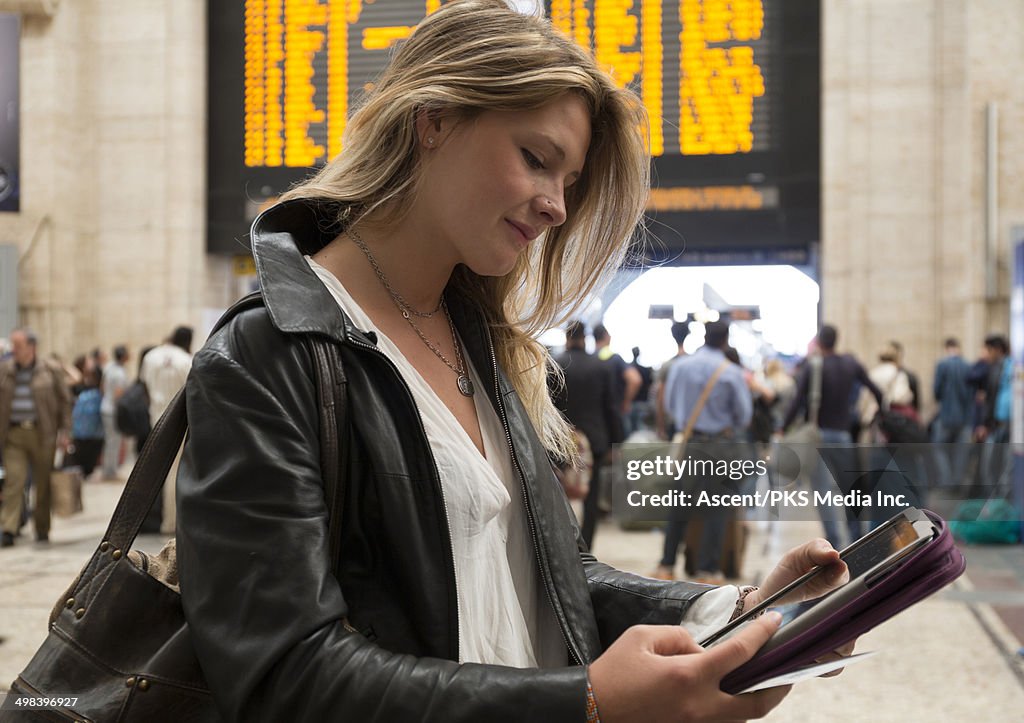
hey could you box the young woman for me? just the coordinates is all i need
[177,2,849,720]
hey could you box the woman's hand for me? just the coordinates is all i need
[588,614,791,722]
[813,639,857,677]
[746,538,849,610]
[745,539,857,677]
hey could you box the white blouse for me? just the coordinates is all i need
[307,257,567,668]
[306,257,739,667]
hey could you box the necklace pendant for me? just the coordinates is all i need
[457,374,475,397]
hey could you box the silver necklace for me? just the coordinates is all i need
[348,230,442,318]
[348,228,475,397]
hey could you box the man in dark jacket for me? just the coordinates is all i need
[977,334,1012,494]
[552,321,623,550]
[593,323,642,439]
[932,337,972,487]
[781,325,883,549]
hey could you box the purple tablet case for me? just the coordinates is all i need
[721,510,966,694]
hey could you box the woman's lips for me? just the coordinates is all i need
[506,219,536,246]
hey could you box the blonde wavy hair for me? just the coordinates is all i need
[279,0,650,460]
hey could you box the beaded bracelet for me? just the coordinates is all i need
[585,670,601,723]
[730,585,761,622]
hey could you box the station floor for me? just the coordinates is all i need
[1,477,1022,722]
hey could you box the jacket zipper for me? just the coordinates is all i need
[344,334,462,662]
[485,329,584,666]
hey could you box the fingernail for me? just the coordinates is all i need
[766,611,782,625]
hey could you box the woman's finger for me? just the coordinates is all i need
[813,638,858,677]
[804,538,842,567]
[834,639,856,657]
[813,651,845,676]
[703,613,783,678]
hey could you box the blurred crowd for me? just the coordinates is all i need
[3,314,1014,559]
[550,318,1016,580]
[0,325,194,548]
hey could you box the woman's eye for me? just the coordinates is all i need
[521,149,545,170]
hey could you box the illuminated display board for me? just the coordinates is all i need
[551,0,771,158]
[208,1,819,263]
[240,0,443,169]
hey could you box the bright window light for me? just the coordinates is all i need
[600,266,819,368]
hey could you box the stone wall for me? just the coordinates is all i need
[0,0,210,360]
[3,0,1023,404]
[822,0,1024,411]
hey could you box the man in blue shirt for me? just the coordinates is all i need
[932,338,973,487]
[654,321,751,581]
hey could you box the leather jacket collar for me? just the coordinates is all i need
[250,198,355,343]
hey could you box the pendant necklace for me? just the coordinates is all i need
[349,228,475,397]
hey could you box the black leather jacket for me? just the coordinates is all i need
[177,199,711,722]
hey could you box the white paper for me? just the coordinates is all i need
[737,651,878,694]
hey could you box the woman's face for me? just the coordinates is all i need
[416,93,591,277]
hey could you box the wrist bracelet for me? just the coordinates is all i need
[585,669,601,723]
[730,585,761,622]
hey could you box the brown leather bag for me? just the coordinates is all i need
[3,293,350,722]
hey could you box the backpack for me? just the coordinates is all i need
[116,381,151,437]
[877,406,928,444]
[71,388,104,439]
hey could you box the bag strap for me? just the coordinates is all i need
[310,338,349,569]
[680,359,731,441]
[807,355,823,425]
[102,291,263,550]
[102,292,349,569]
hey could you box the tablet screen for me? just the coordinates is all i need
[699,510,933,646]
[841,516,924,580]
[772,516,929,630]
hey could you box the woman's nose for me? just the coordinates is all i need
[535,192,566,227]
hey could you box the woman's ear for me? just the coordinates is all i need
[414,109,449,150]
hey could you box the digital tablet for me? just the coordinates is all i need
[699,508,937,648]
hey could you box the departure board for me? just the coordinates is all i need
[550,0,772,158]
[241,0,443,169]
[208,0,819,263]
